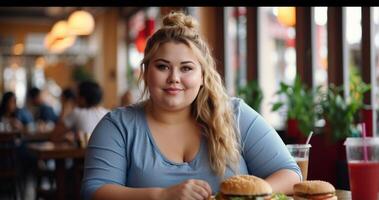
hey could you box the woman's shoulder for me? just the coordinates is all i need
[229,97,253,111]
[106,102,145,123]
[229,97,260,118]
[229,96,243,107]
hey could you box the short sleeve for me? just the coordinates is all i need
[81,113,128,200]
[63,109,76,129]
[234,98,302,180]
[40,104,58,123]
[17,108,33,125]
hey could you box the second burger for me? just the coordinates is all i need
[216,175,273,200]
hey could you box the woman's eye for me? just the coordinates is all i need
[181,66,192,72]
[156,64,168,70]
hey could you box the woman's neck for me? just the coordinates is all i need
[4,110,14,117]
[146,101,192,125]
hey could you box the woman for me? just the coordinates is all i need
[82,12,301,200]
[0,91,33,132]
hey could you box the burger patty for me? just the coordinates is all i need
[220,193,272,200]
[294,192,336,200]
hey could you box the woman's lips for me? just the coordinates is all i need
[163,88,183,95]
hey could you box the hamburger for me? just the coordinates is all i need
[216,175,273,200]
[293,180,337,200]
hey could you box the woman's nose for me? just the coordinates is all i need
[167,69,180,84]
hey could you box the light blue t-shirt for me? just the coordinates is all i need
[81,97,301,200]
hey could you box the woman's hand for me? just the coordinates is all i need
[10,118,23,131]
[160,179,212,200]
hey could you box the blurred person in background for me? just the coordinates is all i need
[59,87,77,121]
[0,92,39,179]
[0,91,33,132]
[82,11,300,200]
[48,87,77,142]
[120,89,135,107]
[50,80,109,143]
[27,87,58,132]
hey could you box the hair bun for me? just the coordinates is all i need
[162,11,199,31]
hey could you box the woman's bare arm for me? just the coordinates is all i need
[265,169,301,195]
[91,179,212,200]
[92,184,163,200]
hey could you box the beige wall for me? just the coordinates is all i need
[197,7,225,77]
[94,8,119,109]
[0,21,51,44]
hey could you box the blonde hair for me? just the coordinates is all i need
[139,11,240,176]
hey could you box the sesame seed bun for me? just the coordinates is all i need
[220,175,273,196]
[293,180,337,200]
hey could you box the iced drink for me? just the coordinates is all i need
[344,137,379,200]
[286,144,311,180]
[295,158,309,181]
[348,162,379,200]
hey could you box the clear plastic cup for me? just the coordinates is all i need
[344,137,379,200]
[286,144,311,180]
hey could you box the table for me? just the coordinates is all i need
[336,189,351,200]
[28,141,86,200]
[0,131,20,142]
[21,131,52,142]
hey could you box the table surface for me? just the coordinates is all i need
[28,141,86,159]
[336,189,351,200]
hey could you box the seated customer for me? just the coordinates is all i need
[0,91,33,132]
[120,89,135,107]
[50,81,109,142]
[27,87,58,130]
[59,87,77,121]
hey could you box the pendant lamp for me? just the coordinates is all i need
[51,20,70,39]
[45,31,76,54]
[277,7,296,27]
[49,36,77,54]
[68,10,95,35]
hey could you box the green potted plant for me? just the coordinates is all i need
[321,69,370,142]
[272,75,321,139]
[72,65,93,82]
[237,79,263,113]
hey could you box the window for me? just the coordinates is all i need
[224,7,247,96]
[126,8,159,98]
[3,57,27,107]
[374,7,379,135]
[313,7,328,91]
[345,7,362,98]
[258,7,297,129]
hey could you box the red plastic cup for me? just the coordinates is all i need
[344,137,379,200]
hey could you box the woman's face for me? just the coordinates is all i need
[7,96,17,112]
[146,42,203,111]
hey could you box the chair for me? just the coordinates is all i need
[0,132,23,200]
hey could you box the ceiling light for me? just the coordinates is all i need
[51,20,70,39]
[277,7,296,27]
[68,10,95,35]
[45,31,76,54]
[12,43,24,55]
[49,36,76,54]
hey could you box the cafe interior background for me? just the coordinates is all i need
[0,6,378,200]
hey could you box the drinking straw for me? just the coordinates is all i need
[361,123,368,162]
[305,131,314,145]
